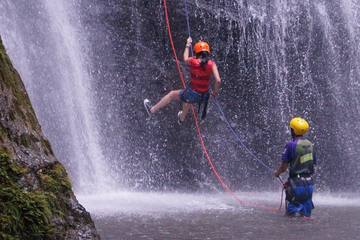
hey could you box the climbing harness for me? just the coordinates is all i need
[182,0,280,179]
[184,0,285,189]
[163,0,284,212]
[182,0,285,186]
[163,0,231,194]
[183,0,210,121]
[198,93,209,120]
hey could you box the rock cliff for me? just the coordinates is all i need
[0,36,99,239]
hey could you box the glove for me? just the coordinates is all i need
[186,37,192,47]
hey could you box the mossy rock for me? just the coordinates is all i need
[0,120,10,142]
[38,162,72,194]
[0,37,98,239]
[0,187,55,239]
[41,139,54,156]
[0,153,27,182]
[0,154,73,239]
[0,154,53,239]
[0,37,39,132]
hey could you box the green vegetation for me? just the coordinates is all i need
[0,37,91,239]
[38,161,72,194]
[0,153,73,239]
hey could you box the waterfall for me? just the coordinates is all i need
[77,0,360,191]
[0,0,115,193]
[1,0,359,192]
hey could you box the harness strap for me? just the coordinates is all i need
[163,0,280,212]
[197,93,209,120]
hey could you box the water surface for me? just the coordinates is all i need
[79,192,360,240]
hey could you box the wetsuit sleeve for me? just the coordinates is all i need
[281,142,293,163]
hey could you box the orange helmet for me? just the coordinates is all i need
[194,41,210,54]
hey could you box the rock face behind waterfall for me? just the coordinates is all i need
[0,37,99,239]
[80,0,360,192]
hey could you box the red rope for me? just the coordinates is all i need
[162,0,278,212]
[162,0,186,88]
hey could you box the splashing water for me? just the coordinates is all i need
[1,0,360,194]
[1,1,360,238]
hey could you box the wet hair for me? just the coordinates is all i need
[196,51,210,69]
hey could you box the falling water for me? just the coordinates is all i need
[1,0,360,239]
[73,0,360,192]
[1,0,360,194]
[0,0,114,193]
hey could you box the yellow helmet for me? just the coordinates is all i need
[289,117,309,136]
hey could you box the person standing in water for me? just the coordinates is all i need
[144,37,221,123]
[274,117,317,217]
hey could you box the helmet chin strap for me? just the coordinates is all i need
[291,128,303,139]
[291,129,296,138]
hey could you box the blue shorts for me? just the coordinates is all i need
[179,87,209,104]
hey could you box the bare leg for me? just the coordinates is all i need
[179,103,191,122]
[150,90,181,113]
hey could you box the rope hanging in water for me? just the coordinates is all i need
[162,0,279,212]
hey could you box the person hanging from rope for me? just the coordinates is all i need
[274,117,317,217]
[144,37,221,124]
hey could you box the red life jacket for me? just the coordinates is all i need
[188,57,214,93]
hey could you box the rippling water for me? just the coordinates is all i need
[79,192,360,240]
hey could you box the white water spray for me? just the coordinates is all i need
[43,1,115,193]
[0,0,115,193]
